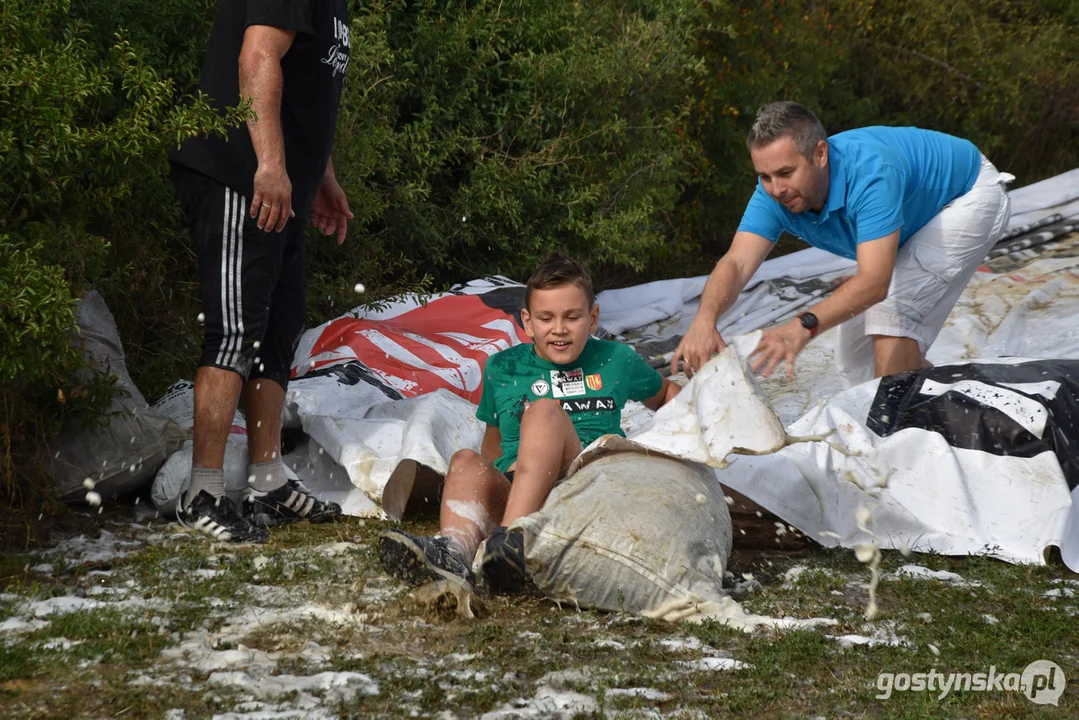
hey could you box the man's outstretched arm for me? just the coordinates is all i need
[671,231,774,376]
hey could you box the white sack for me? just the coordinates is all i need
[46,292,182,501]
[514,438,733,617]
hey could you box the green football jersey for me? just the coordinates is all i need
[476,338,663,472]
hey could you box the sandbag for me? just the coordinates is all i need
[513,437,733,617]
[46,292,183,502]
[150,380,299,514]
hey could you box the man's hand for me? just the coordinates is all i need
[311,174,354,245]
[671,318,728,378]
[251,164,293,233]
[749,320,812,379]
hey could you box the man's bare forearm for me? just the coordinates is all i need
[239,52,286,170]
[695,258,750,328]
[804,273,888,333]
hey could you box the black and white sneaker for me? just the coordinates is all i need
[481,526,529,595]
[378,529,476,587]
[246,479,342,527]
[178,490,270,543]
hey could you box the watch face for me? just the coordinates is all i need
[801,312,819,329]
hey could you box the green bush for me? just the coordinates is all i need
[308,0,708,320]
[684,0,1079,256]
[0,0,236,505]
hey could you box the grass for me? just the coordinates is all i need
[0,508,1076,719]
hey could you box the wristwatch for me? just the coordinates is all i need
[798,311,819,338]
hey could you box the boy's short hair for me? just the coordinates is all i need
[525,252,595,310]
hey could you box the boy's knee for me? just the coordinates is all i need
[450,448,484,467]
[522,398,570,424]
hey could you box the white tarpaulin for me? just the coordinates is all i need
[252,169,1079,571]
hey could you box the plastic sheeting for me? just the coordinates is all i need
[173,168,1079,570]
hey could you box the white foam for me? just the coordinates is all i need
[606,687,671,700]
[892,565,981,587]
[480,686,598,719]
[209,670,379,705]
[35,530,141,565]
[593,638,626,650]
[439,652,478,664]
[829,625,908,648]
[212,709,338,720]
[319,542,359,557]
[657,637,706,652]
[40,637,84,651]
[445,500,493,533]
[679,657,749,671]
[1043,587,1075,598]
[0,617,48,634]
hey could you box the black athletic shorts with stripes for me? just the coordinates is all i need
[171,163,307,390]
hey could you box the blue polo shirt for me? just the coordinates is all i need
[737,126,981,260]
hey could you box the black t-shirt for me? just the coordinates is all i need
[171,0,350,219]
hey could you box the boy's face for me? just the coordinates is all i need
[521,283,599,365]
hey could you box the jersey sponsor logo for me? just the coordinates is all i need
[531,379,550,396]
[585,373,603,391]
[560,397,615,413]
[551,368,585,398]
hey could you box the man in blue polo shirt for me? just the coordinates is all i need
[671,101,1013,386]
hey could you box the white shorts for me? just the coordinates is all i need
[835,156,1013,387]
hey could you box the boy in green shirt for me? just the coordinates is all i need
[379,253,681,594]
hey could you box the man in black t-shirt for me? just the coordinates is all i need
[169,0,352,542]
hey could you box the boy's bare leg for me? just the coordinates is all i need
[873,335,924,378]
[440,449,511,563]
[501,399,582,526]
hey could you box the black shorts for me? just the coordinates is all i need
[504,470,515,484]
[171,163,307,389]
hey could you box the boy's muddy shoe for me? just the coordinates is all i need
[379,529,476,587]
[481,526,530,595]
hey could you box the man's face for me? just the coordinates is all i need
[522,283,599,365]
[750,135,829,213]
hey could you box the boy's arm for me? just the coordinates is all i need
[480,424,502,464]
[641,377,681,411]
